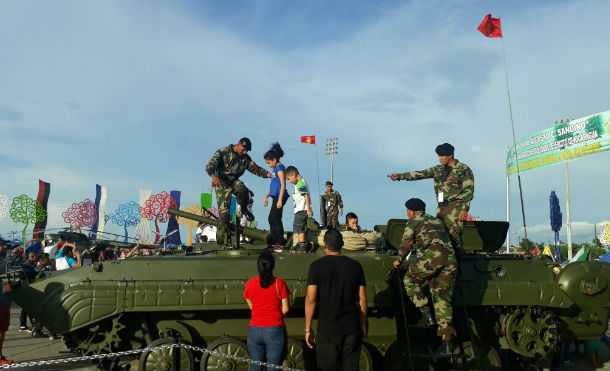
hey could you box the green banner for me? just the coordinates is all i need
[201,192,212,210]
[506,111,610,175]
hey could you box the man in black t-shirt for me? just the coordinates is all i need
[305,230,367,371]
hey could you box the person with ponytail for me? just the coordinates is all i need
[263,143,289,251]
[244,252,290,371]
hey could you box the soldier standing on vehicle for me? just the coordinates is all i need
[387,143,474,249]
[206,138,272,237]
[393,198,457,357]
[321,181,343,229]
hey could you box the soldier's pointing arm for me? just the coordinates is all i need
[246,157,270,178]
[396,166,435,181]
[455,166,475,212]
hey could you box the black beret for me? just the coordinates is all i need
[435,143,454,156]
[325,181,333,186]
[239,137,252,151]
[405,198,426,211]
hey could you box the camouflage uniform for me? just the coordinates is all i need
[206,144,268,231]
[321,190,343,229]
[400,213,457,336]
[396,160,474,249]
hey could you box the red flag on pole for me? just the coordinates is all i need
[301,135,316,144]
[477,14,502,38]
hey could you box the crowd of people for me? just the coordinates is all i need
[0,235,161,365]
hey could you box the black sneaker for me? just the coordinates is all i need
[411,312,435,328]
[435,341,453,358]
[293,243,308,254]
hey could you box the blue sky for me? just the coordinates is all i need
[0,0,608,244]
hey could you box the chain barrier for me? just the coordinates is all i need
[0,343,305,371]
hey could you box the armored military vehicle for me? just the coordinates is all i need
[2,208,609,371]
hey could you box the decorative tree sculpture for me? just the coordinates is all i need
[141,191,177,244]
[599,224,610,247]
[0,193,8,221]
[203,206,219,220]
[549,191,562,262]
[177,204,204,246]
[9,194,47,242]
[108,201,142,243]
[62,199,98,234]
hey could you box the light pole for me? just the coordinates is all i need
[325,137,339,183]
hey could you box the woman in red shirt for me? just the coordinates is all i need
[243,252,290,371]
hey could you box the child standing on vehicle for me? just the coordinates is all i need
[285,166,313,253]
[263,143,289,251]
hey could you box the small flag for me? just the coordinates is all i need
[301,135,316,144]
[477,14,502,38]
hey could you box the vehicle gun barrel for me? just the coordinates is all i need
[167,208,270,242]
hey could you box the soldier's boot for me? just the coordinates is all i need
[435,341,453,358]
[237,190,255,222]
[412,311,435,328]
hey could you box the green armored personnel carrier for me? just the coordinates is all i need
[3,208,609,371]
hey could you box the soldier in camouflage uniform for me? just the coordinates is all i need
[206,138,271,237]
[388,143,474,250]
[393,198,457,356]
[321,181,343,229]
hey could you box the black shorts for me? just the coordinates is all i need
[293,210,308,233]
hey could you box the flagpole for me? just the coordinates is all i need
[314,143,321,197]
[314,142,323,222]
[501,36,530,253]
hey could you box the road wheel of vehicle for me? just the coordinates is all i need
[201,337,249,371]
[502,307,558,358]
[283,338,307,370]
[383,341,433,371]
[450,340,502,371]
[359,342,374,371]
[139,337,195,371]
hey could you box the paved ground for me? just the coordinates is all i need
[1,305,609,371]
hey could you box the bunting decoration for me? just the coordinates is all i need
[549,191,562,262]
[165,190,182,245]
[201,192,212,210]
[90,184,107,240]
[134,188,152,244]
[32,180,51,240]
[0,193,7,222]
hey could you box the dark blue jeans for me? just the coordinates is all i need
[247,326,286,371]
